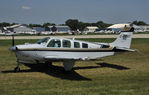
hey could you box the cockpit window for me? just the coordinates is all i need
[36,37,49,45]
[62,40,71,48]
[47,39,61,48]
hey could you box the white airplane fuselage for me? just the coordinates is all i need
[14,39,115,64]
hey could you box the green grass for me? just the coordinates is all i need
[0,38,149,95]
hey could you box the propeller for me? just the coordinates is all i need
[12,35,15,46]
[9,34,18,51]
[4,32,15,46]
[4,32,16,55]
[4,32,18,51]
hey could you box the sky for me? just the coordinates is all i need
[0,0,149,24]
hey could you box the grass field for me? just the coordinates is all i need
[0,38,149,95]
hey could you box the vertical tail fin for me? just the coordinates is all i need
[110,26,134,49]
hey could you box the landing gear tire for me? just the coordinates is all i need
[45,62,52,67]
[14,67,20,72]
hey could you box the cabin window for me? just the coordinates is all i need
[62,40,71,48]
[82,43,88,48]
[47,39,61,48]
[102,45,110,48]
[74,42,80,48]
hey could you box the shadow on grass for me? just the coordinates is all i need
[2,63,91,81]
[97,62,130,70]
[1,62,129,81]
[74,62,130,70]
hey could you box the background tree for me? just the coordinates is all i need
[78,21,86,31]
[132,21,147,25]
[43,22,55,27]
[65,19,79,31]
[96,21,112,28]
[0,22,11,27]
[65,19,112,31]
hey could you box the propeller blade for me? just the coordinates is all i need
[12,35,14,46]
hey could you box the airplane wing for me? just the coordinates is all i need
[44,56,89,61]
[44,56,78,61]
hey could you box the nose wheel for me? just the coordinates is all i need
[14,61,21,72]
[14,67,20,72]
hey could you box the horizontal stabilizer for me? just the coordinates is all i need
[115,47,136,52]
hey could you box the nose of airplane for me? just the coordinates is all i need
[9,46,17,51]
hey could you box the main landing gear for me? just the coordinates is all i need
[63,61,75,71]
[45,61,53,67]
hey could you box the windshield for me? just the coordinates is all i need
[36,37,50,45]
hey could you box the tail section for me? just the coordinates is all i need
[110,26,134,49]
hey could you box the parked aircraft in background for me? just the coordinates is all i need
[9,25,135,72]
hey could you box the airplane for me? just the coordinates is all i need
[9,25,135,72]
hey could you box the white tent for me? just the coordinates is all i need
[108,23,130,29]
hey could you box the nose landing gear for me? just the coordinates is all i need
[14,66,20,72]
[14,61,21,72]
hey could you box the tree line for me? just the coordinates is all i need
[65,19,112,31]
[0,20,148,30]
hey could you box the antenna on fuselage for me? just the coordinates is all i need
[72,37,75,40]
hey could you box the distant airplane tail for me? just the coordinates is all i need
[110,25,134,49]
